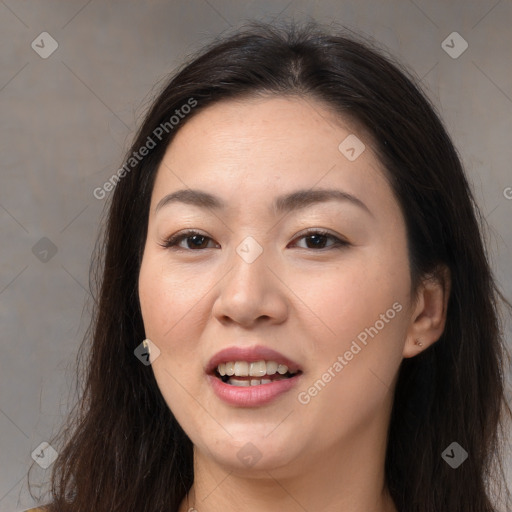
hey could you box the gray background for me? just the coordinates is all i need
[1,1,511,511]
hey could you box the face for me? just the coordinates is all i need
[138,95,415,475]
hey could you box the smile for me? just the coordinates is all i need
[215,360,300,386]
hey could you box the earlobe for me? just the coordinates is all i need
[403,266,451,359]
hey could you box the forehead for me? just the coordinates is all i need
[150,95,394,217]
[165,94,369,164]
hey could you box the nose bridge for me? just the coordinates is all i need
[228,233,271,295]
[212,233,288,325]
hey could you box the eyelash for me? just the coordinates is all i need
[158,228,350,252]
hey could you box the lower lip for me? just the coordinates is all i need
[207,373,302,407]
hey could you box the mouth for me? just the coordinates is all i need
[213,360,302,387]
[206,345,303,405]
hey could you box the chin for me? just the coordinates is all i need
[195,429,303,473]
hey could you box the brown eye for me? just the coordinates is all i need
[290,229,350,250]
[160,230,218,250]
[160,229,349,252]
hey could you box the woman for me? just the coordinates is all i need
[27,19,511,512]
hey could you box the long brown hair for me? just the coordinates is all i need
[29,19,512,512]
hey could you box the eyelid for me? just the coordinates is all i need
[159,229,218,250]
[159,228,350,251]
[289,228,350,250]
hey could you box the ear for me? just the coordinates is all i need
[403,265,451,358]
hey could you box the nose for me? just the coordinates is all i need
[211,241,289,328]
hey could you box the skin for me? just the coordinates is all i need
[137,95,450,512]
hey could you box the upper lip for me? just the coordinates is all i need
[206,345,303,375]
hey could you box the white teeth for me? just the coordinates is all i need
[225,362,235,376]
[249,360,266,377]
[226,375,288,386]
[277,364,288,375]
[234,361,249,377]
[266,361,278,375]
[216,360,296,377]
[229,378,250,387]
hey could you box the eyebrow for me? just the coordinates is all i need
[155,187,373,217]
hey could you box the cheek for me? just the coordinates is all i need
[292,251,410,435]
[138,254,207,343]
[297,247,410,350]
[305,296,407,411]
[138,253,211,394]
[138,257,206,431]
